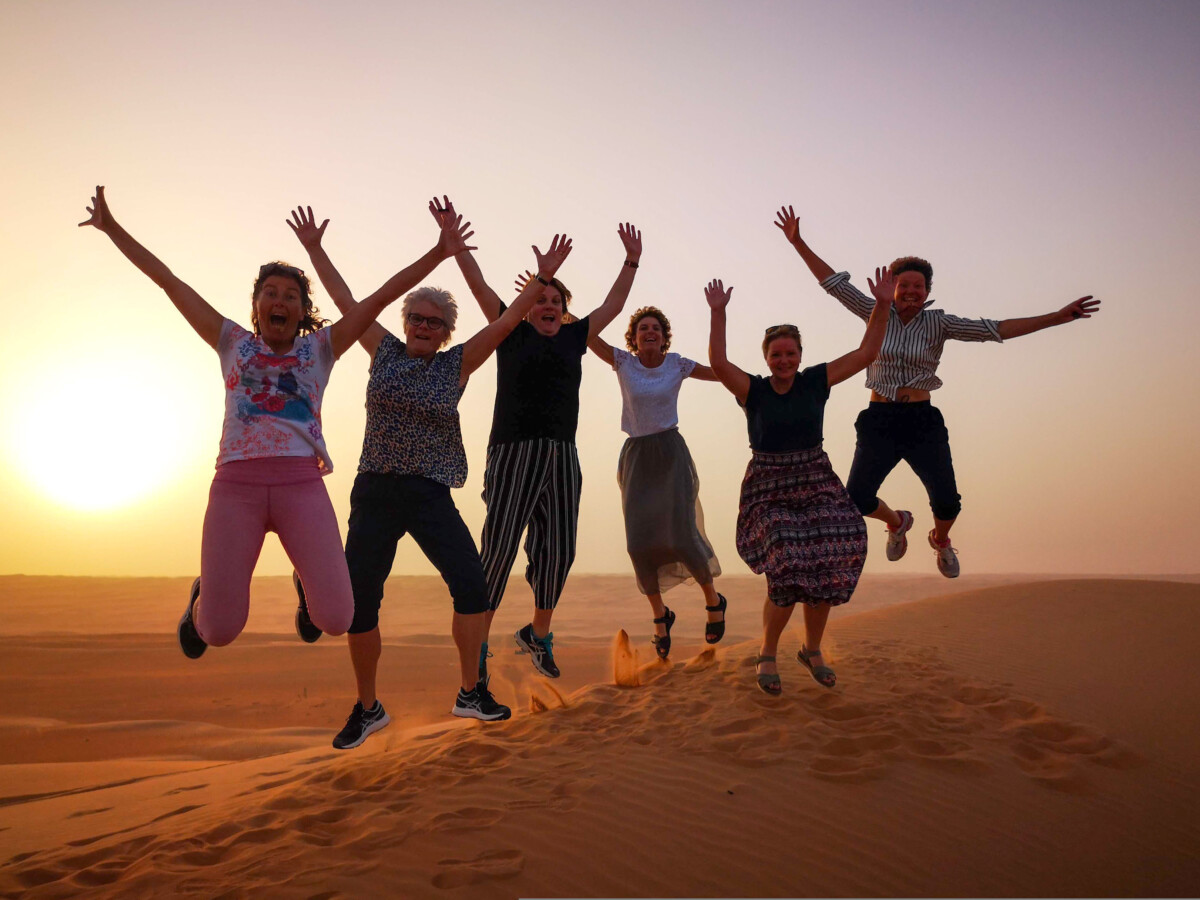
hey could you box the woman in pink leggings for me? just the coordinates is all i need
[80,186,471,656]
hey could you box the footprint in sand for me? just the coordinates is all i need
[529,682,568,713]
[431,848,524,889]
[67,806,114,818]
[612,629,640,686]
[165,783,208,796]
[430,806,506,832]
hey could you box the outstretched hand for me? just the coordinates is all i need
[533,234,572,278]
[429,195,455,227]
[514,269,535,292]
[437,211,477,257]
[774,205,800,243]
[288,206,329,248]
[79,185,113,232]
[705,278,732,310]
[866,266,896,307]
[618,222,642,261]
[1055,295,1100,324]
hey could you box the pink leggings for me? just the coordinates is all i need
[198,457,353,646]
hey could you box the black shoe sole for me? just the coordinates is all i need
[178,577,207,659]
[292,571,323,643]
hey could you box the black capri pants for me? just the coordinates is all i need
[345,472,489,633]
[846,402,963,522]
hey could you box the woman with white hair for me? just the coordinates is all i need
[290,202,573,749]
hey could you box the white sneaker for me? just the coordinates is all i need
[928,530,960,578]
[885,510,914,561]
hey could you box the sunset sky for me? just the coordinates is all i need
[3,0,1198,579]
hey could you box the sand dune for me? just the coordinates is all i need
[2,576,1199,897]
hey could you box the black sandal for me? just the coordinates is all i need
[704,594,727,644]
[797,644,837,689]
[651,607,676,660]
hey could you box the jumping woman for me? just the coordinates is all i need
[80,187,418,658]
[705,272,891,693]
[776,205,1100,577]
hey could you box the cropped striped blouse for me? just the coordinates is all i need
[820,272,1002,401]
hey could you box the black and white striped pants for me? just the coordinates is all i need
[479,438,582,611]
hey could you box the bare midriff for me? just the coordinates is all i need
[871,387,932,404]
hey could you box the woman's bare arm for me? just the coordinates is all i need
[79,186,224,348]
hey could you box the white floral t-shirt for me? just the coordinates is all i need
[216,320,336,472]
[612,348,696,438]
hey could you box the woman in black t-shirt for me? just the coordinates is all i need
[441,198,643,680]
[705,275,891,694]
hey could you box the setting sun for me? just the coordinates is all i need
[11,359,205,512]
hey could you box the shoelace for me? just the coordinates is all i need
[534,631,555,654]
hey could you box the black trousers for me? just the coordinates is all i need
[846,402,963,522]
[345,472,489,633]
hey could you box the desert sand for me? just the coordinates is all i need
[2,573,1199,898]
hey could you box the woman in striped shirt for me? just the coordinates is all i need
[775,205,1099,577]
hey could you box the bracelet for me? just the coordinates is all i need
[535,274,551,286]
[624,259,639,269]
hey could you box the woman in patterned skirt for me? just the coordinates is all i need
[587,306,727,660]
[705,274,891,694]
[291,202,573,748]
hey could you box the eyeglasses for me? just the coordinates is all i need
[406,312,447,331]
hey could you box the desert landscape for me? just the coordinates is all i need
[2,573,1199,898]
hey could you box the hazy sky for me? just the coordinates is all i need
[2,0,1198,578]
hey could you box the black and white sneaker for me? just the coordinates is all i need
[332,700,390,750]
[178,577,207,659]
[514,623,560,678]
[452,677,512,721]
[292,570,322,643]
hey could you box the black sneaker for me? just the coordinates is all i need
[452,677,512,721]
[514,624,560,678]
[478,640,491,683]
[178,577,207,659]
[332,700,390,750]
[292,570,322,643]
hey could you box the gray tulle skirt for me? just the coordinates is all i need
[617,428,721,595]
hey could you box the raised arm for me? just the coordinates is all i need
[290,201,472,360]
[433,197,503,324]
[826,266,894,387]
[995,296,1100,340]
[79,186,223,348]
[459,235,573,385]
[776,205,874,321]
[687,362,720,381]
[585,223,642,340]
[775,204,836,283]
[587,333,616,367]
[705,279,751,404]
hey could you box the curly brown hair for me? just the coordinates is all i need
[888,256,934,291]
[624,306,671,352]
[251,262,330,337]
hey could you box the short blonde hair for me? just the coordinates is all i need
[401,286,458,346]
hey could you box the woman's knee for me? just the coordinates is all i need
[847,484,879,516]
[931,497,961,521]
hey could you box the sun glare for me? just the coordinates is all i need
[12,360,207,512]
